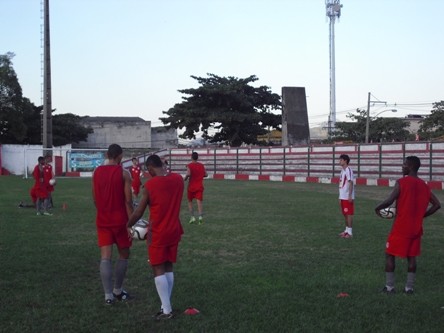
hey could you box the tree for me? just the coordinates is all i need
[334,108,410,143]
[52,113,93,146]
[418,101,444,140]
[21,105,93,146]
[160,74,281,147]
[1,52,93,146]
[0,52,27,143]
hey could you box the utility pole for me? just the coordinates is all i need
[365,92,387,143]
[42,0,53,156]
[326,0,342,138]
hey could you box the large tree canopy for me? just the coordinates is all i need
[333,108,410,143]
[160,74,281,147]
[418,101,444,140]
[0,52,27,143]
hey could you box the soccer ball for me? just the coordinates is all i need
[379,207,396,219]
[131,219,149,240]
[49,178,56,186]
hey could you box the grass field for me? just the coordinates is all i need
[1,176,444,333]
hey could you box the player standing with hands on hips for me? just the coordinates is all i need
[92,144,134,305]
[375,156,440,294]
[128,154,184,320]
[184,152,208,224]
[338,154,355,238]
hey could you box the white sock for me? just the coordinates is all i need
[155,275,172,314]
[346,227,353,235]
[165,272,174,298]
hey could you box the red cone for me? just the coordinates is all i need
[184,307,200,315]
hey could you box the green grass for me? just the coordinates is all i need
[1,176,444,333]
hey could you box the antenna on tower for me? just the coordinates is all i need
[325,0,342,138]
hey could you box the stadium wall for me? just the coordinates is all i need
[2,142,444,190]
[166,142,444,190]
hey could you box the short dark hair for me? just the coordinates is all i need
[406,155,421,172]
[192,152,199,160]
[146,154,163,168]
[339,154,350,164]
[132,157,137,162]
[107,144,123,159]
[38,156,45,163]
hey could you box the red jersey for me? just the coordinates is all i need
[130,165,142,186]
[144,173,184,247]
[93,165,128,228]
[43,164,54,192]
[187,162,206,192]
[391,176,431,238]
[32,164,48,199]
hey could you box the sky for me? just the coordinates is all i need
[1,0,443,130]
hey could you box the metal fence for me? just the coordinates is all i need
[167,142,444,182]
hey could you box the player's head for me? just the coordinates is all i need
[107,144,123,162]
[191,152,199,161]
[38,156,45,164]
[146,154,163,176]
[403,156,421,175]
[339,154,350,165]
[132,157,138,165]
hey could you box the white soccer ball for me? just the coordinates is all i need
[49,178,56,186]
[131,219,150,240]
[379,207,396,219]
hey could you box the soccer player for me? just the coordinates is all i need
[129,157,142,203]
[127,154,184,320]
[43,155,55,209]
[338,154,355,238]
[92,144,134,305]
[184,152,208,224]
[32,156,51,216]
[375,156,441,294]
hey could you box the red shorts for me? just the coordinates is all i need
[386,233,421,258]
[30,186,37,203]
[188,189,203,201]
[340,200,354,216]
[97,225,132,249]
[131,182,141,196]
[148,243,179,266]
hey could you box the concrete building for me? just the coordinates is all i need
[74,116,177,150]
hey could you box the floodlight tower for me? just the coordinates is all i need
[42,0,53,155]
[326,0,342,137]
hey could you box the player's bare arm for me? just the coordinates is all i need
[184,167,191,181]
[123,169,134,217]
[424,192,441,218]
[127,188,150,228]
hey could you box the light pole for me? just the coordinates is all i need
[365,108,397,143]
[365,92,388,143]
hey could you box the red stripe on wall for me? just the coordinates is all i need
[377,179,390,186]
[282,175,295,182]
[306,177,319,183]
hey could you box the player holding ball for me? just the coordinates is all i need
[375,156,441,294]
